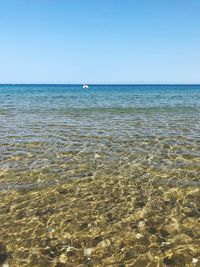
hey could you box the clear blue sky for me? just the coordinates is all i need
[0,0,200,84]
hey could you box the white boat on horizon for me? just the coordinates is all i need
[83,84,89,89]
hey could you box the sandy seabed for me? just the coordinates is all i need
[0,168,200,267]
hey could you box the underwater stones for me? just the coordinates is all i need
[163,188,179,203]
[94,153,101,163]
[79,222,89,230]
[119,246,140,262]
[0,243,9,265]
[96,239,111,249]
[47,227,56,234]
[145,217,165,234]
[192,258,198,265]
[149,235,157,244]
[135,200,146,209]
[0,252,9,265]
[59,253,68,264]
[139,207,154,219]
[87,223,92,228]
[15,209,26,220]
[91,236,103,247]
[163,256,175,266]
[66,246,77,257]
[78,235,102,248]
[84,247,94,259]
[173,248,193,266]
[162,246,195,266]
[67,238,81,249]
[160,241,171,250]
[136,233,143,239]
[1,165,200,266]
[181,201,199,218]
[172,234,193,245]
[159,228,171,239]
[186,189,200,200]
[131,254,149,267]
[57,188,69,195]
[161,218,180,236]
[35,208,54,218]
[148,245,161,260]
[137,220,146,231]
[2,260,9,267]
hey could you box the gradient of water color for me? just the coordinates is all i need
[0,84,200,266]
[0,84,200,188]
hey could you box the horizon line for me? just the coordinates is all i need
[1,83,200,86]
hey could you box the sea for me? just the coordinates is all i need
[0,84,200,266]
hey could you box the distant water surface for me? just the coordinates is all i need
[0,84,200,189]
[1,84,200,266]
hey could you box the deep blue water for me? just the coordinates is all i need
[0,84,200,110]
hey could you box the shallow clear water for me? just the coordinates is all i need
[0,84,200,266]
[1,84,200,188]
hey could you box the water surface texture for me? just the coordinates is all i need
[0,85,200,266]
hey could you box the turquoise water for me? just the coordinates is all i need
[0,84,200,188]
[1,84,200,266]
